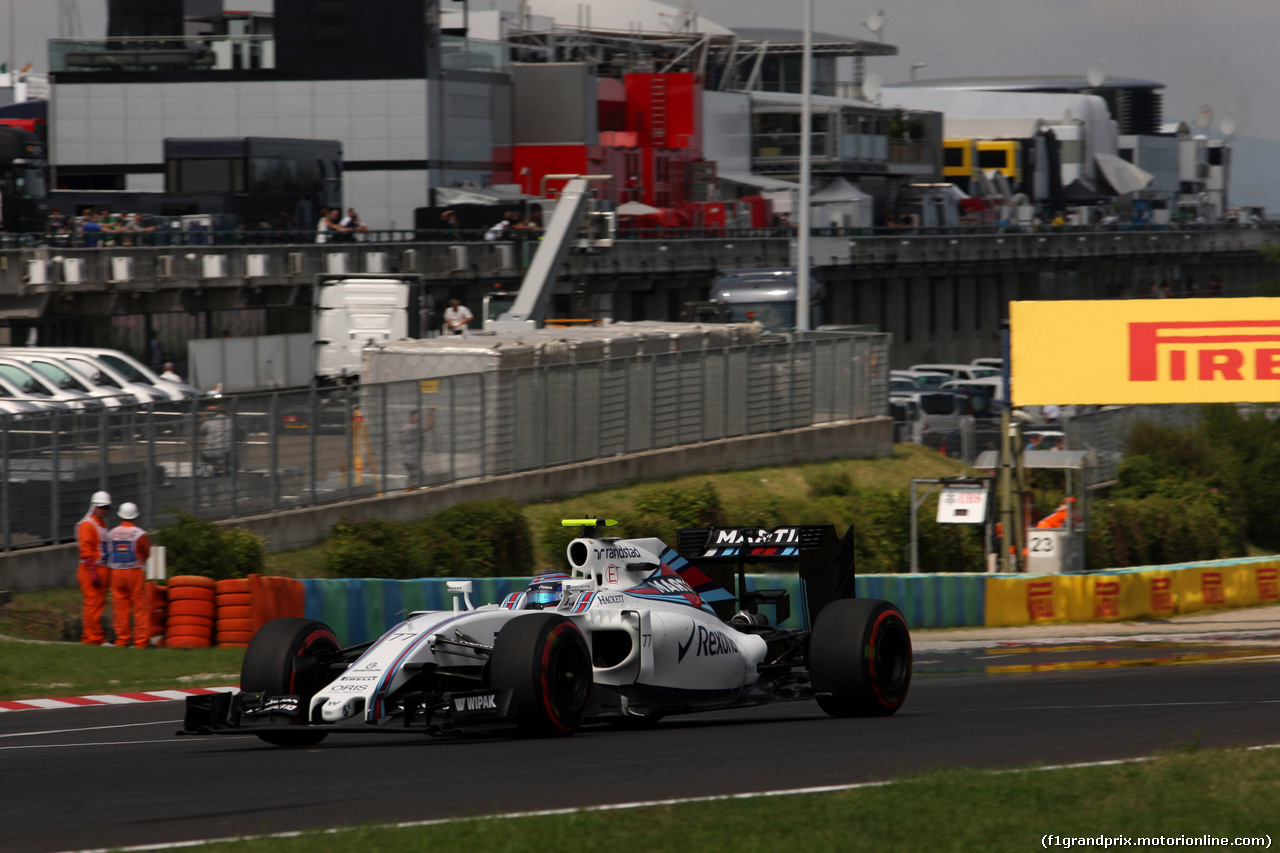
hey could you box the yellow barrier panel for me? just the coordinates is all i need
[983,559,1280,627]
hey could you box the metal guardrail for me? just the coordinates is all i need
[0,333,888,552]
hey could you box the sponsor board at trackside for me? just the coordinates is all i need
[1011,298,1280,404]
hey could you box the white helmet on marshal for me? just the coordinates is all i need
[118,502,140,520]
[90,491,112,507]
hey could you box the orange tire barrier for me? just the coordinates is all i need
[215,578,251,594]
[168,586,215,603]
[217,617,253,633]
[165,635,212,649]
[166,615,214,629]
[147,583,167,645]
[169,575,215,589]
[249,574,305,631]
[218,605,252,621]
[169,599,215,619]
[216,592,252,608]
[164,576,216,648]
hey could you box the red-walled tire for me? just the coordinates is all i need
[240,618,340,747]
[487,614,591,737]
[809,598,912,717]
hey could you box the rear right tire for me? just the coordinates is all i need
[809,598,912,717]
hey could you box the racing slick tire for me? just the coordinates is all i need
[240,617,341,746]
[488,614,592,737]
[809,598,911,717]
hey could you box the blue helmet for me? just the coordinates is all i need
[525,578,566,610]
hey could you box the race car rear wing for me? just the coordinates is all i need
[676,525,856,620]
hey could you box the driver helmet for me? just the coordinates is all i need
[524,577,566,610]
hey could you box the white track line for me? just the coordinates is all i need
[49,744,1280,853]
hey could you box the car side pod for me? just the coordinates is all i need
[809,598,912,717]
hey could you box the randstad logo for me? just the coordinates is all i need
[1129,320,1280,382]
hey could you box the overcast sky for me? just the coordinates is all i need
[10,0,1277,205]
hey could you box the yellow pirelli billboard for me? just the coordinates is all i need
[1011,297,1280,404]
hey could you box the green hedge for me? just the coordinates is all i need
[323,497,535,579]
[152,510,266,580]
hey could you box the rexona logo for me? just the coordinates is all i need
[1129,320,1280,382]
[1202,572,1225,606]
[1027,581,1055,620]
[1150,577,1174,612]
[677,624,740,662]
[1093,580,1120,619]
[1259,568,1279,601]
[454,693,498,712]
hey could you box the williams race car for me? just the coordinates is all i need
[182,520,912,745]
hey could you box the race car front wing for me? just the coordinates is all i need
[180,687,515,737]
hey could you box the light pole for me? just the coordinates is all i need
[910,62,927,82]
[796,0,813,331]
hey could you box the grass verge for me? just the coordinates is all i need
[0,640,242,700]
[145,747,1280,853]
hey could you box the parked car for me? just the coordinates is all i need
[0,358,101,410]
[23,350,171,405]
[0,351,139,408]
[910,363,1000,381]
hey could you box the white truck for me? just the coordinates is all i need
[311,274,433,383]
[189,274,433,392]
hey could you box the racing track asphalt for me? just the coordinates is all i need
[2,653,1278,853]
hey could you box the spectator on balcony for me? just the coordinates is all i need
[339,208,369,241]
[160,362,182,383]
[123,213,156,246]
[439,209,461,232]
[79,211,104,248]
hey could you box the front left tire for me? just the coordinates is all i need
[240,617,341,746]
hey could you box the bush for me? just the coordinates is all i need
[222,527,266,577]
[323,518,413,578]
[1086,490,1243,570]
[413,497,535,578]
[322,498,535,579]
[152,510,264,580]
[804,466,853,498]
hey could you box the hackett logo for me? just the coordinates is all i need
[1129,320,1280,382]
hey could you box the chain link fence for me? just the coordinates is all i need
[1064,404,1203,483]
[0,333,889,552]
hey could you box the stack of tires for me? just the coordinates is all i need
[215,579,254,648]
[164,576,215,648]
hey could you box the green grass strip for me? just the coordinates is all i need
[0,640,242,700]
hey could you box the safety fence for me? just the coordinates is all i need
[0,332,889,552]
[1063,404,1203,482]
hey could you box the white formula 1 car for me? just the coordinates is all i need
[183,520,912,745]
